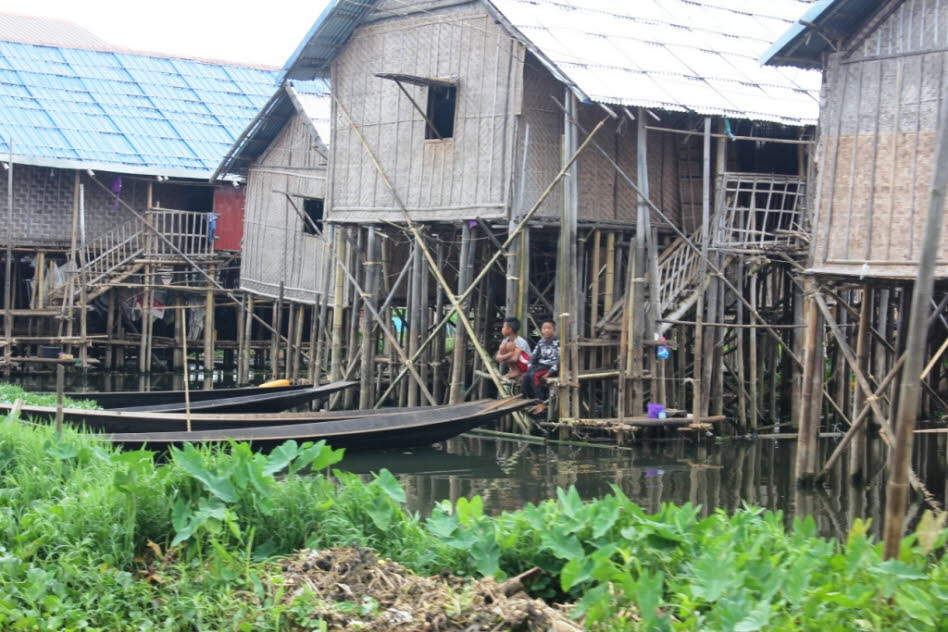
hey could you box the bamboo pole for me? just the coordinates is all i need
[431,237,445,403]
[203,265,215,377]
[749,272,759,430]
[360,228,379,408]
[590,230,601,337]
[181,304,192,432]
[77,184,88,368]
[884,83,948,558]
[235,293,246,383]
[55,363,64,433]
[449,224,472,404]
[242,294,254,384]
[271,283,283,378]
[692,118,712,418]
[408,238,423,407]
[734,262,747,428]
[849,285,871,481]
[795,280,821,483]
[292,303,304,382]
[173,293,184,371]
[3,142,13,376]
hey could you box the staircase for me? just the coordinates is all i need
[49,218,146,305]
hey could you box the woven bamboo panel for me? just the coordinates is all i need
[240,113,334,303]
[329,7,518,223]
[812,16,948,280]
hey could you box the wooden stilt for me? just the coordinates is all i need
[849,285,871,482]
[235,293,246,383]
[105,290,116,371]
[241,294,254,384]
[884,84,948,557]
[749,272,759,430]
[203,266,215,377]
[360,228,379,408]
[173,293,184,371]
[692,117,712,419]
[431,237,444,403]
[449,224,472,404]
[292,303,304,382]
[272,283,284,379]
[796,280,822,483]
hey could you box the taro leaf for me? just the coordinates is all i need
[557,486,583,519]
[373,469,406,503]
[895,584,937,627]
[870,559,927,580]
[734,599,773,632]
[633,570,667,631]
[560,555,595,591]
[690,552,736,603]
[914,509,947,555]
[592,499,621,539]
[366,501,392,531]
[172,444,237,503]
[426,508,459,539]
[456,495,484,524]
[470,534,500,577]
[541,528,584,560]
[289,440,344,475]
[171,498,191,533]
[262,440,299,476]
[43,440,77,460]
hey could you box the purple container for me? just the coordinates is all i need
[647,403,665,419]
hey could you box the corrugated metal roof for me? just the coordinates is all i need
[0,13,110,49]
[761,0,880,69]
[0,39,278,178]
[212,79,330,179]
[487,0,821,125]
[284,0,821,126]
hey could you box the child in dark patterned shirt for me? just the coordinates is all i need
[522,319,559,415]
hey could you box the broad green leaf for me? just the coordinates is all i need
[426,509,458,539]
[592,499,620,538]
[541,529,584,560]
[690,551,736,603]
[171,444,237,503]
[262,440,299,476]
[560,556,594,591]
[734,600,772,631]
[365,502,392,531]
[470,535,500,577]
[373,469,405,503]
[557,486,583,519]
[43,440,77,460]
[871,559,927,580]
[456,496,483,524]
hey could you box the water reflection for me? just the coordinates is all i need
[341,434,946,540]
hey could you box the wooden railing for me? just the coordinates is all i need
[145,208,215,258]
[713,173,807,251]
[657,231,702,316]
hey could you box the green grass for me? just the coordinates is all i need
[0,405,945,630]
[0,383,101,409]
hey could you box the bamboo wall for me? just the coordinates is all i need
[328,3,523,223]
[812,0,948,279]
[515,56,681,227]
[7,165,148,247]
[241,111,332,304]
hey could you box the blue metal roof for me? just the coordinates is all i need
[761,0,881,68]
[0,40,278,178]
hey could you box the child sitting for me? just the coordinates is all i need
[494,317,531,379]
[522,319,559,415]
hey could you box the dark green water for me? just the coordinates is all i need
[11,371,947,540]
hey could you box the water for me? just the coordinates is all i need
[10,370,947,541]
[342,434,946,540]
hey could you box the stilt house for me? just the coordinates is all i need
[764,0,948,480]
[269,0,825,426]
[0,22,277,373]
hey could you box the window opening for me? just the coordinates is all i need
[426,84,456,139]
[302,198,324,235]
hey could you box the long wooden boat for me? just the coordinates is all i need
[1,399,448,433]
[109,380,357,414]
[96,397,532,450]
[62,383,314,409]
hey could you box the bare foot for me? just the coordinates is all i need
[504,370,522,379]
[530,403,546,416]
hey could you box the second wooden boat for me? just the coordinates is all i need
[96,397,532,450]
[109,380,357,414]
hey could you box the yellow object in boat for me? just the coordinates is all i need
[258,379,291,388]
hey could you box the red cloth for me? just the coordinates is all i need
[515,351,530,373]
[531,368,550,387]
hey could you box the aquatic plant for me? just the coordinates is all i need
[0,407,944,630]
